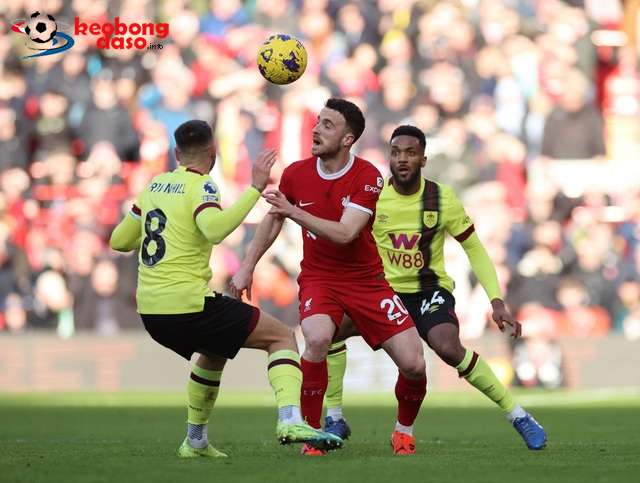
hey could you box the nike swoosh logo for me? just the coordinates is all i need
[299,201,315,207]
[397,316,408,325]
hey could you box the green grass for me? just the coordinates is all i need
[1,390,639,483]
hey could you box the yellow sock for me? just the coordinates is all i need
[456,349,515,412]
[187,365,222,424]
[325,342,347,409]
[267,350,302,408]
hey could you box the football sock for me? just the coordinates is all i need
[394,422,414,436]
[506,404,527,422]
[325,342,347,413]
[327,407,343,421]
[267,350,303,423]
[187,365,222,448]
[301,357,328,429]
[456,349,516,413]
[395,372,427,426]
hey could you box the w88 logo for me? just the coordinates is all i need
[387,251,424,269]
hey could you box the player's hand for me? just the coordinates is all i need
[491,299,521,339]
[229,266,254,301]
[262,189,295,217]
[251,149,277,192]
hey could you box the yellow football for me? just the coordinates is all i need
[257,34,307,85]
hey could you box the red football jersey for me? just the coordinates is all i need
[279,154,385,283]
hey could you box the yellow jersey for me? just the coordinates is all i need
[373,177,476,294]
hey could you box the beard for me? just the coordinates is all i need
[390,165,421,191]
[312,139,342,158]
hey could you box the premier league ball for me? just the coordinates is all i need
[257,34,307,85]
[25,12,57,47]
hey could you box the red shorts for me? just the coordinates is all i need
[298,277,415,349]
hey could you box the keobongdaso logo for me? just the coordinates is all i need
[11,12,75,59]
[74,17,169,50]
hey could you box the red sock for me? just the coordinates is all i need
[300,358,328,429]
[395,372,427,426]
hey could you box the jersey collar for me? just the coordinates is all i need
[316,153,355,180]
[389,176,425,198]
[178,165,207,175]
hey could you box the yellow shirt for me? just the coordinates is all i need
[373,177,499,298]
[110,166,260,314]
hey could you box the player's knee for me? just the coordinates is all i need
[400,354,426,379]
[303,332,332,356]
[433,340,465,367]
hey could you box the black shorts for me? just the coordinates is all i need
[397,287,458,340]
[140,294,260,361]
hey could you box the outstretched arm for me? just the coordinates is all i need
[229,209,284,300]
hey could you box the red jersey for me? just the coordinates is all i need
[279,154,385,283]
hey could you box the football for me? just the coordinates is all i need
[257,34,307,85]
[25,11,57,47]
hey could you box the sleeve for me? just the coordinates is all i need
[347,164,383,216]
[190,177,260,245]
[278,165,295,204]
[189,177,222,215]
[444,186,475,242]
[109,198,143,252]
[460,232,503,301]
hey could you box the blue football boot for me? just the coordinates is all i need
[324,416,352,441]
[513,413,547,450]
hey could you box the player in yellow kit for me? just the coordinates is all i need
[323,125,547,453]
[109,120,342,458]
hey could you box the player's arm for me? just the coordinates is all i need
[195,187,261,244]
[229,209,284,300]
[194,149,277,245]
[447,187,521,337]
[263,189,370,244]
[109,205,142,252]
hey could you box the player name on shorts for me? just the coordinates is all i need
[148,182,186,194]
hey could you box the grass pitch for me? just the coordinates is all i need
[1,390,638,483]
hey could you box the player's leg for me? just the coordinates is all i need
[178,353,228,458]
[380,327,427,454]
[426,323,546,450]
[324,315,358,439]
[243,309,343,450]
[298,314,335,429]
[325,341,349,438]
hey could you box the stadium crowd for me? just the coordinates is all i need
[0,0,638,357]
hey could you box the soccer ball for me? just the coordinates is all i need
[257,34,307,85]
[25,12,57,47]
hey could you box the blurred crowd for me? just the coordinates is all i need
[0,0,639,362]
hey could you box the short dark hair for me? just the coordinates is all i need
[174,120,213,154]
[325,98,365,142]
[390,125,426,150]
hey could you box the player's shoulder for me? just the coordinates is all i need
[353,156,382,176]
[282,156,316,177]
[428,179,463,209]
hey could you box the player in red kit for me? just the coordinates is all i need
[231,98,427,455]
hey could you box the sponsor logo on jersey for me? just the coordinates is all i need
[377,177,384,188]
[365,184,380,193]
[423,211,438,228]
[389,233,420,250]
